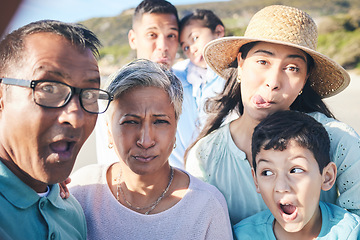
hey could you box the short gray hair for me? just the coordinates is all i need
[106,59,183,120]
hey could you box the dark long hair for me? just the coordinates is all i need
[185,42,335,161]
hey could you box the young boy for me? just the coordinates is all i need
[234,111,360,239]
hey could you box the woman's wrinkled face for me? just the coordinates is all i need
[107,86,177,175]
[238,42,308,121]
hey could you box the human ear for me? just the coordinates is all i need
[321,162,337,191]
[251,168,261,193]
[237,52,244,76]
[214,24,225,38]
[128,29,137,50]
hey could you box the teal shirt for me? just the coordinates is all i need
[0,161,87,240]
[233,201,360,240]
[186,112,360,225]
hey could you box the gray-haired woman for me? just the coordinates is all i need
[68,59,232,240]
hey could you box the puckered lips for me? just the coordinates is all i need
[278,201,298,221]
[252,94,274,108]
[155,53,171,67]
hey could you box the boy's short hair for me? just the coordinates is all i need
[132,0,179,28]
[179,9,224,34]
[252,110,330,173]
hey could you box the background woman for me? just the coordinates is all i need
[185,5,360,225]
[69,59,232,239]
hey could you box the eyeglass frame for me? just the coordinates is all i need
[0,78,113,114]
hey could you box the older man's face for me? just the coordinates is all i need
[0,32,99,192]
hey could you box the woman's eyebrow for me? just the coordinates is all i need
[287,54,307,63]
[253,49,307,63]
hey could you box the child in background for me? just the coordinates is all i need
[171,9,226,167]
[234,111,360,240]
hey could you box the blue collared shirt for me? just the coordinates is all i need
[0,161,87,240]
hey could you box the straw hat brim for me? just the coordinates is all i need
[204,36,350,98]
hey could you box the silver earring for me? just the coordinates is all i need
[108,143,113,149]
[173,142,177,149]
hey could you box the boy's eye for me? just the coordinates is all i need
[183,46,189,52]
[290,168,304,174]
[193,36,199,42]
[261,170,273,176]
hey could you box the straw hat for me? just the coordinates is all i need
[204,5,350,98]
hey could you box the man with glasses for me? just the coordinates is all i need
[0,20,112,239]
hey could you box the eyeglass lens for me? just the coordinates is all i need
[33,81,110,114]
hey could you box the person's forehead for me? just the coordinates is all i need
[180,20,206,42]
[20,32,100,85]
[134,13,178,31]
[250,42,308,60]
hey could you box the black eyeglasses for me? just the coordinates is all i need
[0,78,113,114]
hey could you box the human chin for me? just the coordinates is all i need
[277,220,304,234]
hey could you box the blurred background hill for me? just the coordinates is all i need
[79,0,360,76]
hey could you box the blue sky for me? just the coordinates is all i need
[7,0,228,32]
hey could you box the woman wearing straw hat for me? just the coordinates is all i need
[185,5,360,225]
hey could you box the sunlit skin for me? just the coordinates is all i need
[128,13,179,69]
[237,42,309,123]
[252,140,336,239]
[0,33,99,193]
[180,20,224,68]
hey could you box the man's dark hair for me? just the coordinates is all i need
[252,110,330,173]
[0,20,101,75]
[133,0,179,27]
[179,9,224,34]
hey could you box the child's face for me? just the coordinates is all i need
[180,20,221,68]
[253,140,324,234]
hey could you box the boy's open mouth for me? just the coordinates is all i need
[279,203,298,221]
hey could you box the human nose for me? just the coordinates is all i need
[156,35,168,51]
[137,122,155,149]
[265,68,281,90]
[58,94,85,128]
[189,44,198,55]
[274,173,291,193]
